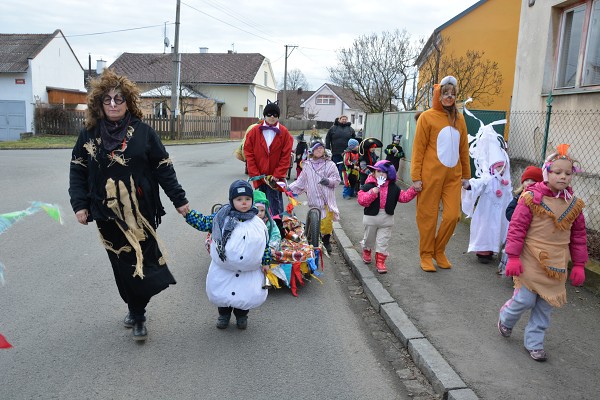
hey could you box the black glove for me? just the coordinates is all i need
[319,178,330,186]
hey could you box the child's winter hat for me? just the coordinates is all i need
[368,160,397,181]
[253,189,269,209]
[309,139,324,153]
[263,100,280,117]
[347,138,359,149]
[392,134,402,143]
[520,166,543,184]
[229,180,254,205]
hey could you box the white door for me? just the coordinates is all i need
[0,100,26,141]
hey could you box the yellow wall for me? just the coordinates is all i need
[421,0,521,112]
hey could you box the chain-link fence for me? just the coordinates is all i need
[507,109,600,259]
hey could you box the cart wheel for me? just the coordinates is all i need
[306,208,321,248]
[211,203,223,214]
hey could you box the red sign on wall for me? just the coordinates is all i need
[15,79,25,84]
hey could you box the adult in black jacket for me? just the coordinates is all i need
[325,115,355,178]
[69,70,190,341]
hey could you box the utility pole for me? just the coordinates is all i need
[169,0,181,140]
[282,44,297,119]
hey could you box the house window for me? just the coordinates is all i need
[264,71,268,86]
[556,1,600,89]
[316,95,336,105]
[351,114,356,124]
[583,0,600,86]
[359,115,363,124]
[154,101,168,118]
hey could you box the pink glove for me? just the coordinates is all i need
[569,263,585,286]
[505,257,523,277]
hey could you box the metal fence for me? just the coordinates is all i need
[506,108,600,235]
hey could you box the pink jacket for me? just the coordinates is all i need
[357,175,417,208]
[505,182,588,264]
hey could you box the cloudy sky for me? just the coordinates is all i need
[1,0,479,89]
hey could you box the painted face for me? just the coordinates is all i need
[522,178,537,189]
[232,195,253,213]
[440,86,456,108]
[493,163,505,175]
[102,88,128,122]
[375,170,388,179]
[546,159,573,192]
[256,205,266,220]
[312,146,325,158]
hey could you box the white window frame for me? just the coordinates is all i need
[555,0,600,90]
[316,95,336,105]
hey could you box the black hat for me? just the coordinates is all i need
[296,132,305,142]
[263,100,280,117]
[229,180,254,206]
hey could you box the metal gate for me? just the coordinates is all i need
[0,100,26,141]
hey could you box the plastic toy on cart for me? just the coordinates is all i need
[209,176,324,296]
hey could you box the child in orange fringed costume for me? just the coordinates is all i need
[498,144,587,362]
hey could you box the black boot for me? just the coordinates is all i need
[132,321,147,341]
[322,234,332,253]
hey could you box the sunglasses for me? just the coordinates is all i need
[102,94,126,105]
[265,113,279,118]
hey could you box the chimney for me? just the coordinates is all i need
[88,54,92,72]
[199,47,208,54]
[227,50,233,54]
[96,59,107,74]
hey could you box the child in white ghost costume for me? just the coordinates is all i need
[185,180,270,330]
[461,109,513,264]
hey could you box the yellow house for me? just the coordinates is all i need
[415,0,521,112]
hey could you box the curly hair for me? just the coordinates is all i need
[85,69,143,129]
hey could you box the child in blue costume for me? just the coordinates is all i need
[185,180,271,330]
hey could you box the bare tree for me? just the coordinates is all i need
[279,68,309,90]
[328,29,417,112]
[303,103,320,120]
[415,37,503,108]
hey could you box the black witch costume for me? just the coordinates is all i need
[69,112,188,321]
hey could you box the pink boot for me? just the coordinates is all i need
[362,248,372,264]
[375,253,388,274]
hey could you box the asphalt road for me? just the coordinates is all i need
[0,143,433,400]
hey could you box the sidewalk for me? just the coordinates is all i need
[332,186,600,400]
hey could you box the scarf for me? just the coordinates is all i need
[99,111,132,151]
[211,204,258,262]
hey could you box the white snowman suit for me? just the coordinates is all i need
[206,215,269,310]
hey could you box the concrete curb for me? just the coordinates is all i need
[333,223,479,399]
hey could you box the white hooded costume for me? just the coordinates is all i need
[461,102,513,253]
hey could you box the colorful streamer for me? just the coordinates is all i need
[1,202,63,349]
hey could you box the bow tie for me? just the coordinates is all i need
[259,124,280,134]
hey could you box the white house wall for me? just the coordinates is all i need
[0,71,32,130]
[512,0,600,111]
[303,86,345,122]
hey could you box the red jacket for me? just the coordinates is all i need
[244,121,293,188]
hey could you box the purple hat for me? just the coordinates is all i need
[368,160,397,181]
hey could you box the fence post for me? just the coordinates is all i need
[541,93,553,164]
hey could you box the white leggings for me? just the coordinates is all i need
[361,209,394,255]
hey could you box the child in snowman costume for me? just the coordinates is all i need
[185,180,270,330]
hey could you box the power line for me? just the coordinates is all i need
[181,1,279,45]
[194,0,274,39]
[65,24,169,38]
